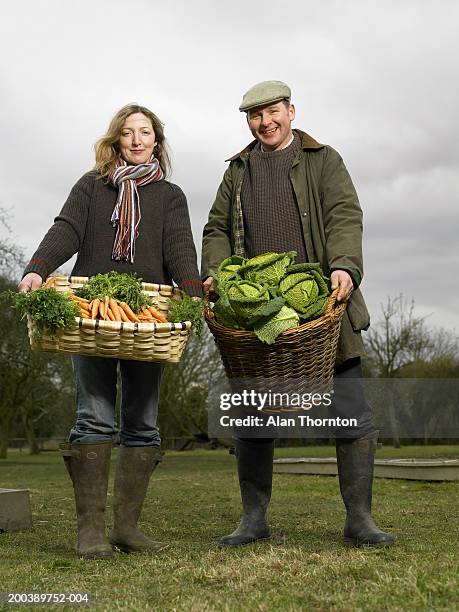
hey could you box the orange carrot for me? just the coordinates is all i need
[103,296,109,319]
[148,306,167,323]
[119,302,141,323]
[106,307,115,321]
[91,299,100,320]
[70,294,89,304]
[119,308,130,323]
[98,301,105,320]
[109,298,122,322]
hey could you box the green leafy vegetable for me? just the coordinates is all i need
[280,265,330,320]
[239,251,296,287]
[253,305,300,344]
[226,280,270,321]
[209,252,332,343]
[168,295,205,337]
[215,255,246,284]
[8,288,80,341]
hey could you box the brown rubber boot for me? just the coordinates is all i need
[219,438,274,547]
[60,442,113,560]
[109,446,165,553]
[336,431,395,547]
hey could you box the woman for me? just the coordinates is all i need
[19,104,202,559]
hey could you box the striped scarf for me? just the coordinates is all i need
[109,157,164,263]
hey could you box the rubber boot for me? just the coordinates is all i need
[60,442,113,560]
[109,446,165,553]
[219,438,274,547]
[336,431,395,547]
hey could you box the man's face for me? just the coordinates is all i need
[246,100,295,151]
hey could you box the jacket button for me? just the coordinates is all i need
[302,212,307,217]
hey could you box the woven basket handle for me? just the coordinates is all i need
[324,287,348,320]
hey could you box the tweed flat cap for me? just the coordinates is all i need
[239,80,291,112]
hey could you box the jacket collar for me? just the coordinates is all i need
[226,129,323,161]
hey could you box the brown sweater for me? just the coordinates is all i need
[23,171,202,297]
[241,131,308,262]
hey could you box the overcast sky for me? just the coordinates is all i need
[1,0,458,333]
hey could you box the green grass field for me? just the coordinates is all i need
[1,445,458,611]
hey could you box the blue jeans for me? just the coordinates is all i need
[69,356,164,447]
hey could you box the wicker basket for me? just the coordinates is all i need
[27,275,192,363]
[205,288,346,398]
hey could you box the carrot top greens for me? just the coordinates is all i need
[75,272,152,313]
[8,288,80,341]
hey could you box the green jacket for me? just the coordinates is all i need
[201,129,370,364]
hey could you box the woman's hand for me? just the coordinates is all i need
[18,272,43,293]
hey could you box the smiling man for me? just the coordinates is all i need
[201,80,394,549]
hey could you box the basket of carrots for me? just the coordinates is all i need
[14,272,201,363]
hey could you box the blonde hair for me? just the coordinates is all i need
[94,104,172,179]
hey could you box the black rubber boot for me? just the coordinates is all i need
[336,431,395,547]
[60,442,114,560]
[219,438,274,547]
[109,446,165,553]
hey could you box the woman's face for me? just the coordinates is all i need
[118,113,156,165]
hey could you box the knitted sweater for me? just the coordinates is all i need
[241,132,308,262]
[23,171,202,297]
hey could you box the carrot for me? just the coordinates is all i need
[91,299,100,320]
[148,306,167,323]
[103,296,109,319]
[119,307,130,323]
[109,298,122,322]
[106,307,115,321]
[119,302,141,323]
[70,294,89,304]
[98,301,105,320]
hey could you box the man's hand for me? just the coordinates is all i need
[18,272,43,293]
[330,270,353,302]
[202,277,216,301]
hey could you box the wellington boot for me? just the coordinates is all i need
[60,442,113,560]
[220,439,274,547]
[109,446,165,553]
[336,431,395,547]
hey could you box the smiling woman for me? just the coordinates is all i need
[94,104,171,180]
[18,103,202,561]
[118,114,156,166]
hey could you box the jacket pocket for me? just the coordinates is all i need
[346,288,370,331]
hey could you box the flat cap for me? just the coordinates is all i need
[239,80,291,112]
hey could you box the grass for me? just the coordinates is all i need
[1,445,458,611]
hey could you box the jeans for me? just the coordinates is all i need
[69,355,164,447]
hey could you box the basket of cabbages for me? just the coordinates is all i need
[205,251,346,391]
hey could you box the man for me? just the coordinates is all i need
[201,81,394,548]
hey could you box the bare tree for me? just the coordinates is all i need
[364,295,453,447]
[158,327,226,446]
[0,207,24,280]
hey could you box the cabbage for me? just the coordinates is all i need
[226,280,269,320]
[215,256,246,284]
[280,265,330,320]
[253,306,300,344]
[240,251,296,287]
[280,272,319,307]
[212,299,243,329]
